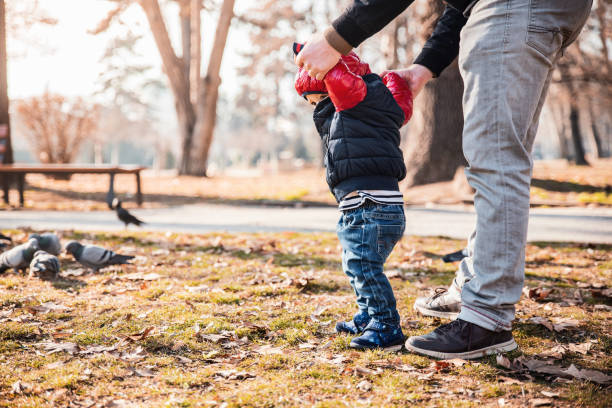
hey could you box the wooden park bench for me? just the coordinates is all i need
[0,164,147,208]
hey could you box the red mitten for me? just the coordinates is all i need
[324,60,367,112]
[382,72,413,125]
[340,52,371,77]
[294,66,326,97]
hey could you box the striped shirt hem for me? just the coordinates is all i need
[338,190,404,211]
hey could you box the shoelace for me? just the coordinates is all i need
[435,319,468,335]
[430,287,448,300]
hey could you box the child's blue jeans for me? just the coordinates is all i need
[336,201,405,326]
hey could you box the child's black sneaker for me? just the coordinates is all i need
[349,320,404,352]
[405,319,517,359]
[335,311,370,335]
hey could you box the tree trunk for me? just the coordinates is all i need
[179,0,191,87]
[403,59,465,186]
[0,0,12,165]
[550,100,570,159]
[588,102,604,158]
[190,0,201,106]
[188,0,235,176]
[139,0,196,174]
[402,1,465,187]
[569,106,589,165]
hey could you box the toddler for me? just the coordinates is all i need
[294,43,413,351]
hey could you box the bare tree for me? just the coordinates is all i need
[94,0,236,175]
[16,92,98,165]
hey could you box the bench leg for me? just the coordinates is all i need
[2,176,8,205]
[17,174,24,207]
[136,172,142,207]
[106,173,115,209]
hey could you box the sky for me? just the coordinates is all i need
[7,0,249,101]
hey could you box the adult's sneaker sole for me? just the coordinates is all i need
[413,301,460,320]
[405,338,517,360]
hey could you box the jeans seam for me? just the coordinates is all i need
[361,222,392,324]
[463,304,511,330]
[495,0,512,303]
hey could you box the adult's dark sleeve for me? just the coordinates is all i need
[331,0,415,51]
[413,6,468,77]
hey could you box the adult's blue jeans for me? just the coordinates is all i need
[337,201,405,326]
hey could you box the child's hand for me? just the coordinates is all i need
[381,64,433,98]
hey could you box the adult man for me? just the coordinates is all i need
[296,0,592,359]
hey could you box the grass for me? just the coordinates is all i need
[0,230,610,407]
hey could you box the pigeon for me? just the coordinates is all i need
[0,238,39,273]
[29,250,60,279]
[29,232,62,256]
[65,241,135,271]
[442,247,469,263]
[112,198,145,228]
[0,233,11,249]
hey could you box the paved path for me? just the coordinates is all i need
[2,204,611,243]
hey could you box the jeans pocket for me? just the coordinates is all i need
[525,0,566,64]
[526,26,563,64]
[376,223,404,259]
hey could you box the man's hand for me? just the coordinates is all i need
[381,64,433,98]
[295,32,341,81]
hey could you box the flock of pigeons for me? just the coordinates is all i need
[0,199,146,279]
[0,232,136,279]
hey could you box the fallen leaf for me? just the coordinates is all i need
[120,346,146,361]
[11,381,31,394]
[125,326,154,342]
[551,318,580,332]
[131,367,155,377]
[28,302,71,314]
[185,284,208,293]
[530,398,552,407]
[567,342,591,355]
[528,316,554,331]
[80,344,118,355]
[37,341,79,354]
[215,370,255,380]
[354,366,379,376]
[298,342,317,350]
[444,358,469,367]
[537,345,566,360]
[176,355,192,364]
[563,364,612,385]
[432,360,451,372]
[197,333,230,343]
[496,354,512,370]
[417,372,435,381]
[254,344,284,355]
[61,268,86,277]
[498,376,523,385]
[356,379,372,392]
[524,287,553,301]
[122,272,161,281]
[369,359,416,372]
